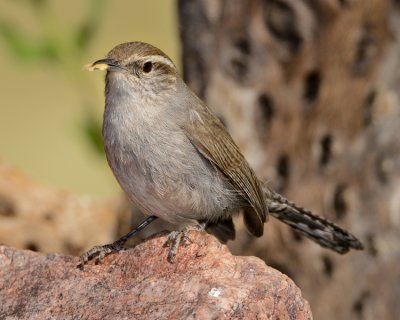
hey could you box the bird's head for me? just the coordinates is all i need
[85,42,179,99]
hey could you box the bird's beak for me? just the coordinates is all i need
[83,58,120,72]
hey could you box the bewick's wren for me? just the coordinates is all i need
[78,41,363,267]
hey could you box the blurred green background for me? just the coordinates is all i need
[0,0,179,197]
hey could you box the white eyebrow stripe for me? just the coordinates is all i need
[126,54,176,69]
[146,55,176,69]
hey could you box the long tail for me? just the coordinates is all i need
[263,186,364,253]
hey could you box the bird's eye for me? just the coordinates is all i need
[143,61,153,73]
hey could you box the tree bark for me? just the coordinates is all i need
[178,1,400,319]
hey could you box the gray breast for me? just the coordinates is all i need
[102,72,240,225]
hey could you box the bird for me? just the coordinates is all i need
[78,41,363,267]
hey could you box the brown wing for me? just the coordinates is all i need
[183,103,267,236]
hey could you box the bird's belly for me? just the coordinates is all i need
[104,132,239,225]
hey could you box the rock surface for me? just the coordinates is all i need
[0,232,312,320]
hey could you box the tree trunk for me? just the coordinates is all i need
[178,0,400,319]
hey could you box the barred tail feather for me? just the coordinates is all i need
[264,187,363,253]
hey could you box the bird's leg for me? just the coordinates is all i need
[77,215,158,269]
[164,222,207,263]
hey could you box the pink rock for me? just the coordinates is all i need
[0,232,312,319]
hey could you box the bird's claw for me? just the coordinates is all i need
[77,242,125,269]
[164,224,205,262]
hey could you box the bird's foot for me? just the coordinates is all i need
[77,240,125,269]
[164,223,206,263]
[76,216,158,269]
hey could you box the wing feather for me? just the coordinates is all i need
[184,103,267,236]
